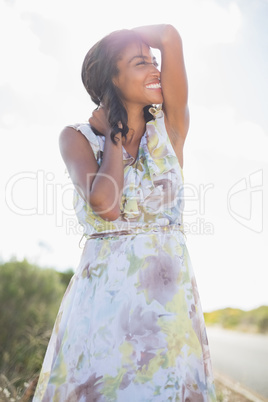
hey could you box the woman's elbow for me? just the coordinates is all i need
[98,207,121,222]
[88,195,121,221]
[162,24,182,45]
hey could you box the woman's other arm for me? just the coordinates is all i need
[59,109,124,221]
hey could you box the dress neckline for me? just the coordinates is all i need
[122,130,147,165]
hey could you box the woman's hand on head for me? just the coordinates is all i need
[89,106,111,138]
[89,106,123,141]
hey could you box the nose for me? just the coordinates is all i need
[150,64,160,78]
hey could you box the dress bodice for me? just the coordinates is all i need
[69,109,185,238]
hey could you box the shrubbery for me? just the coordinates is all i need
[0,258,73,400]
[204,305,268,333]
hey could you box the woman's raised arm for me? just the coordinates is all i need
[132,24,190,144]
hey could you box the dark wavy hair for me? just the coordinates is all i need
[81,29,155,144]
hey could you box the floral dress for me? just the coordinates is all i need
[33,109,217,401]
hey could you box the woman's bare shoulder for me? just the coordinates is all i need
[59,125,97,168]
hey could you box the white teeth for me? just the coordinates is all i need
[146,83,161,89]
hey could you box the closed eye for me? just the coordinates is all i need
[136,60,147,66]
[136,60,159,67]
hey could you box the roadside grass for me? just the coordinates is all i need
[215,379,252,402]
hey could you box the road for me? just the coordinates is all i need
[206,327,268,399]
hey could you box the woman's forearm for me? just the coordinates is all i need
[132,24,177,51]
[89,133,124,220]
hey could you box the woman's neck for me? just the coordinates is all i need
[123,105,146,146]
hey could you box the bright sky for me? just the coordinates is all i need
[1,0,267,312]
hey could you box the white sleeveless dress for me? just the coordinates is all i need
[33,109,217,401]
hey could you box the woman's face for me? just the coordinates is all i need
[113,41,163,108]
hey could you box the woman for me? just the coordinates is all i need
[33,24,216,401]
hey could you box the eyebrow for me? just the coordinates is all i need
[128,55,157,64]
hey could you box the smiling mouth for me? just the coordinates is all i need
[145,82,161,89]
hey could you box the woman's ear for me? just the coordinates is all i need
[112,76,119,87]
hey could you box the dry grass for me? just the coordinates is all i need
[215,379,258,402]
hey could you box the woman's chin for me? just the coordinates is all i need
[148,94,163,105]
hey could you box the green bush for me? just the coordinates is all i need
[0,258,73,396]
[204,305,268,333]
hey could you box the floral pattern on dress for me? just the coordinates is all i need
[33,109,216,401]
[71,110,185,236]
